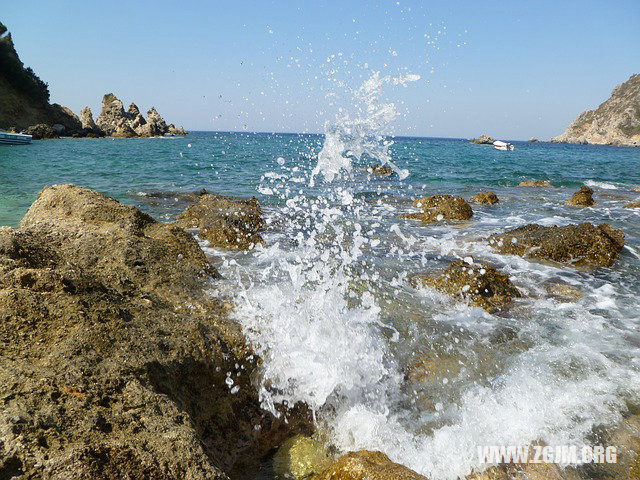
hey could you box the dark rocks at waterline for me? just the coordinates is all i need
[469,135,494,145]
[566,185,595,206]
[487,222,625,268]
[0,184,311,479]
[401,194,473,223]
[412,259,522,313]
[368,164,393,176]
[24,122,58,139]
[174,192,265,250]
[469,192,499,205]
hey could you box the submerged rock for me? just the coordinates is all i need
[273,435,331,480]
[24,123,58,139]
[624,201,640,208]
[566,185,595,206]
[368,164,393,176]
[518,179,553,187]
[402,195,473,223]
[312,451,427,480]
[412,259,522,312]
[633,186,640,192]
[488,223,625,267]
[0,184,310,479]
[544,281,582,301]
[469,192,499,204]
[469,135,494,145]
[174,193,264,249]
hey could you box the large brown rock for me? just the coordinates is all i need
[0,185,310,479]
[174,193,265,250]
[311,451,427,480]
[566,185,595,206]
[402,195,473,223]
[412,259,522,312]
[488,223,625,267]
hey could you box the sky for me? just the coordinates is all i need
[3,0,639,140]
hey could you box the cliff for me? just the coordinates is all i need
[552,74,640,147]
[0,21,186,138]
[0,22,81,133]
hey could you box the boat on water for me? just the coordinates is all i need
[493,140,514,151]
[0,130,32,145]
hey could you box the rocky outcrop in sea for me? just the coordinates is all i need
[93,94,186,138]
[0,21,186,138]
[551,73,640,147]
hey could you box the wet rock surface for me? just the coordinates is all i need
[488,223,625,268]
[624,201,640,209]
[402,195,473,223]
[519,180,553,187]
[368,164,393,176]
[273,435,331,480]
[311,451,427,480]
[0,184,309,479]
[566,186,595,206]
[174,193,265,250]
[469,192,499,204]
[412,259,522,312]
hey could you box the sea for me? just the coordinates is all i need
[2,109,640,478]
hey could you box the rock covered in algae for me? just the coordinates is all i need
[625,201,640,208]
[518,179,553,187]
[469,192,499,204]
[174,192,264,250]
[402,194,473,223]
[0,184,311,479]
[566,185,595,206]
[487,222,624,268]
[368,164,393,176]
[412,259,522,312]
[311,450,427,480]
[273,435,331,479]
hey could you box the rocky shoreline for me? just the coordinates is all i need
[0,21,186,139]
[2,183,639,480]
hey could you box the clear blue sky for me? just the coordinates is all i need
[3,1,639,139]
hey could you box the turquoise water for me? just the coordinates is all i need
[2,133,640,479]
[1,132,639,226]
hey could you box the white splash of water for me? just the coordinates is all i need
[310,72,419,186]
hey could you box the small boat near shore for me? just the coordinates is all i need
[0,130,32,145]
[493,140,514,151]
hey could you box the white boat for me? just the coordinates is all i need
[493,140,514,151]
[0,130,32,145]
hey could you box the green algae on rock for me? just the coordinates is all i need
[273,435,331,480]
[401,194,473,223]
[311,451,427,480]
[174,192,265,250]
[412,259,522,313]
[487,223,625,268]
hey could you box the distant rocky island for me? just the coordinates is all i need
[552,73,640,147]
[0,21,186,139]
